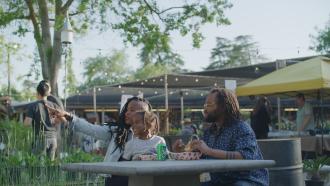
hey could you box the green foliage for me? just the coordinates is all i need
[0,86,33,101]
[78,50,132,89]
[61,149,103,163]
[168,128,181,136]
[207,35,267,69]
[0,0,232,84]
[62,48,78,95]
[310,17,330,54]
[134,62,181,80]
[139,37,184,69]
[303,156,330,176]
[0,120,33,152]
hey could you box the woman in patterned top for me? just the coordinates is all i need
[47,97,152,186]
[191,88,269,186]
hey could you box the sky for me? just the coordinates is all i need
[1,0,330,97]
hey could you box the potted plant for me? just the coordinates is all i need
[303,156,330,186]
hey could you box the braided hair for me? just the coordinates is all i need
[112,97,152,152]
[134,111,160,136]
[210,88,241,125]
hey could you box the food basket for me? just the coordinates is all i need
[168,152,202,160]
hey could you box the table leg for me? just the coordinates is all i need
[128,174,200,186]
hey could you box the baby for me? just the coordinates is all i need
[122,111,167,160]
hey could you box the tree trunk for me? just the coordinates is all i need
[49,30,62,96]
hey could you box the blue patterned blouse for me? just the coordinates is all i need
[202,120,269,186]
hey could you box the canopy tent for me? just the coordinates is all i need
[236,56,330,154]
[186,56,317,79]
[236,56,330,98]
[114,73,251,89]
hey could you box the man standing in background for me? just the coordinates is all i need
[24,80,61,160]
[296,93,315,133]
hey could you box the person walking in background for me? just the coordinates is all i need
[250,97,272,139]
[123,111,166,160]
[296,93,315,132]
[24,80,62,161]
[47,97,152,186]
[180,118,198,136]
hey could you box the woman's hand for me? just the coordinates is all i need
[46,104,71,123]
[46,104,69,117]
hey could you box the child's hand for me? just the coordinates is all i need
[191,140,210,155]
[172,139,185,152]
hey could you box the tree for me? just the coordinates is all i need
[310,18,330,54]
[134,63,172,80]
[207,35,267,69]
[62,48,78,95]
[0,0,232,95]
[0,36,21,97]
[78,50,132,90]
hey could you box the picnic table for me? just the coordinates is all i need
[62,159,275,186]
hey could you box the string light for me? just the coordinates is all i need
[195,78,199,82]
[175,77,178,81]
[214,83,218,86]
[141,82,144,85]
[160,78,163,82]
[185,92,189,95]
[152,79,156,82]
[118,85,121,88]
[98,88,102,91]
[154,91,158,94]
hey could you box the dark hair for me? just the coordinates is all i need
[113,97,152,152]
[37,80,50,97]
[296,93,305,101]
[134,111,160,136]
[253,97,272,114]
[210,88,241,124]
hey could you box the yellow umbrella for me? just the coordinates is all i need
[236,56,330,98]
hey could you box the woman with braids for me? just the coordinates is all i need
[174,88,268,186]
[47,97,152,186]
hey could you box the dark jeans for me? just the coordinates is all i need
[104,175,128,186]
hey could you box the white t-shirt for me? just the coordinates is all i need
[122,135,166,160]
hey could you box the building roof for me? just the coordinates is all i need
[185,56,318,78]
